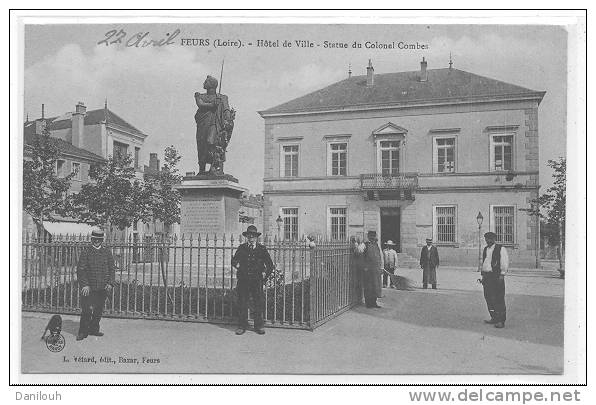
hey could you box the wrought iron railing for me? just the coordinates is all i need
[360,172,419,191]
[21,233,357,330]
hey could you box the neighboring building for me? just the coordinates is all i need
[259,59,544,266]
[239,194,264,233]
[22,128,105,235]
[25,101,148,176]
[23,102,150,238]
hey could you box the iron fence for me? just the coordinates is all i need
[21,233,358,330]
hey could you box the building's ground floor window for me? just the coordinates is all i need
[282,207,299,240]
[492,205,515,244]
[329,207,347,240]
[434,205,457,243]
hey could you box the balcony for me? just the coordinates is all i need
[360,172,418,200]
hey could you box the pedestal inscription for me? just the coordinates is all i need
[181,197,223,235]
[177,177,248,237]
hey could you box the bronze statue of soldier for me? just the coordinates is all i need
[194,75,235,175]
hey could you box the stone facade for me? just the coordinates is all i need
[259,64,544,267]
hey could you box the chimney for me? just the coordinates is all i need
[35,104,46,134]
[71,101,86,148]
[149,153,160,172]
[419,57,428,82]
[366,59,374,86]
[34,119,46,135]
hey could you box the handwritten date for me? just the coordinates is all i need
[98,29,180,47]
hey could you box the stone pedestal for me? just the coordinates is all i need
[177,174,248,236]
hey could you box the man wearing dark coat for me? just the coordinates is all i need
[419,238,439,289]
[357,230,383,308]
[76,229,115,341]
[231,225,274,335]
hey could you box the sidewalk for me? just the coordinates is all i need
[21,267,564,375]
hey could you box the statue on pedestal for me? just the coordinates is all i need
[194,75,235,175]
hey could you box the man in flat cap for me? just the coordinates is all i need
[76,229,115,341]
[356,230,383,308]
[231,225,274,335]
[419,238,439,289]
[480,231,509,328]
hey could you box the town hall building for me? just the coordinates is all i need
[259,58,544,266]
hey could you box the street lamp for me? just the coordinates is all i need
[276,215,283,242]
[476,211,484,272]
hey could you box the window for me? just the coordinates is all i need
[55,159,66,177]
[329,207,347,240]
[113,141,129,160]
[134,147,140,169]
[379,140,400,175]
[434,206,456,243]
[282,208,299,240]
[328,142,347,176]
[434,137,456,173]
[491,135,513,171]
[71,162,81,181]
[492,205,515,244]
[281,145,299,177]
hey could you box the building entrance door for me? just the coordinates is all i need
[380,207,400,252]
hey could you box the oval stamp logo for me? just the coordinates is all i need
[45,334,66,353]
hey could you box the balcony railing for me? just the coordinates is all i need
[360,173,418,200]
[360,172,418,190]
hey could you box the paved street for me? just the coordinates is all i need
[21,267,563,375]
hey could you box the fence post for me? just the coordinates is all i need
[309,245,316,330]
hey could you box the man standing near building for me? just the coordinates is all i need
[382,240,398,288]
[76,229,115,341]
[357,230,383,308]
[350,236,365,305]
[419,238,439,289]
[481,231,509,328]
[231,225,274,335]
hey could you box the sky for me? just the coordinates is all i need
[23,23,568,194]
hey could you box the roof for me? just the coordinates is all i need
[260,68,545,116]
[23,131,105,162]
[25,108,145,136]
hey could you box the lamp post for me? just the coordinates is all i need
[276,215,283,242]
[476,211,484,272]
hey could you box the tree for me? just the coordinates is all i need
[143,146,182,304]
[522,158,566,275]
[72,153,151,234]
[144,145,182,234]
[23,125,75,239]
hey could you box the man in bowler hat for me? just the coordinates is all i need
[231,225,274,335]
[76,229,115,341]
[419,238,439,289]
[481,231,509,328]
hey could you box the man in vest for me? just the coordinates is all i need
[382,240,398,288]
[481,231,509,328]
